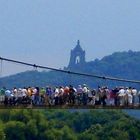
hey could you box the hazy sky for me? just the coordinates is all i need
[0,0,140,76]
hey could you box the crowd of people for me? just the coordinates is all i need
[0,84,140,107]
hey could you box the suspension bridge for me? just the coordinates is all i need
[0,56,140,109]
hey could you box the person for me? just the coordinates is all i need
[54,87,59,105]
[118,87,125,106]
[59,86,64,105]
[112,87,119,106]
[82,84,88,105]
[63,86,69,104]
[104,87,110,106]
[131,87,137,106]
[46,86,53,105]
[127,87,132,106]
[17,88,23,105]
[40,87,45,105]
[4,89,12,106]
[69,85,75,104]
[22,87,29,105]
[109,89,115,106]
[0,87,6,104]
[27,87,33,105]
[36,87,40,105]
[98,87,106,106]
[31,87,37,105]
[77,85,83,105]
[88,89,96,105]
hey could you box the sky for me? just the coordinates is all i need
[0,0,140,76]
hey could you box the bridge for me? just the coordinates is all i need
[0,56,140,109]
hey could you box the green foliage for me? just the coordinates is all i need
[4,121,25,140]
[25,119,38,140]
[0,121,5,140]
[0,109,139,140]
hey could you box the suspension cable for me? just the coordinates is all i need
[0,56,140,84]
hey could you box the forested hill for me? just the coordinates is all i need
[86,50,140,78]
[0,50,140,88]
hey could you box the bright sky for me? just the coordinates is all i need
[0,0,140,76]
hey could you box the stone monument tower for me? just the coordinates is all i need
[68,40,86,69]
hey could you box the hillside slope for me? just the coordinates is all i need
[0,50,140,88]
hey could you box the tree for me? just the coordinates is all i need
[25,119,38,140]
[4,121,25,140]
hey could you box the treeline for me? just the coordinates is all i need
[0,109,139,140]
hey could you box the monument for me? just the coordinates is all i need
[67,40,86,70]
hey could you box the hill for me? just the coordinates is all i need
[0,50,140,88]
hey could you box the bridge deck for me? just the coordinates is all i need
[0,105,140,109]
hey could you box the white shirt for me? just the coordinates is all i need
[132,89,137,96]
[22,88,27,97]
[5,90,11,97]
[118,89,125,96]
[83,87,88,93]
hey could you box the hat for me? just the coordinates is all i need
[78,85,82,88]
[83,84,87,87]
